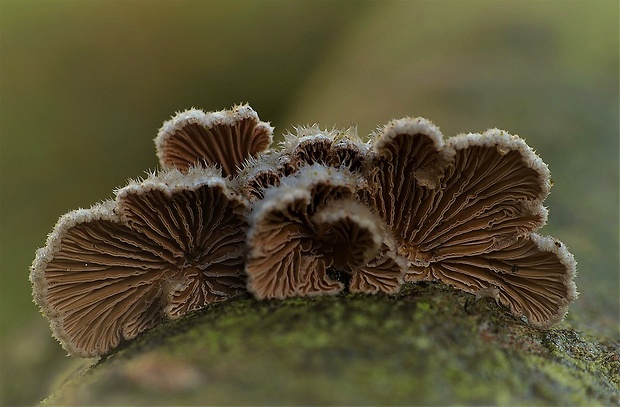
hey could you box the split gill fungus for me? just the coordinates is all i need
[245,164,406,299]
[31,168,249,357]
[155,104,273,177]
[31,103,577,357]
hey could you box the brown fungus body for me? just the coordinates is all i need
[279,126,369,175]
[236,126,370,202]
[366,118,577,327]
[234,151,287,202]
[30,168,249,357]
[31,104,579,359]
[155,104,273,177]
[245,164,405,299]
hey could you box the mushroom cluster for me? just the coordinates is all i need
[31,104,577,357]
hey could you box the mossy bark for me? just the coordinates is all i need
[42,283,618,405]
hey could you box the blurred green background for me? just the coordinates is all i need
[1,1,617,405]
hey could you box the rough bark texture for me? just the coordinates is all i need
[41,283,618,405]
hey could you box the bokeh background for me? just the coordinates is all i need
[1,1,617,405]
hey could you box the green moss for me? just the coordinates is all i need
[41,283,619,406]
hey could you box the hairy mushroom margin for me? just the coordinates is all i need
[31,104,578,358]
[155,104,273,177]
[365,118,578,328]
[245,164,406,299]
[31,167,248,357]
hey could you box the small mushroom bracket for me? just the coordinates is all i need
[367,119,577,327]
[155,104,274,177]
[30,168,249,357]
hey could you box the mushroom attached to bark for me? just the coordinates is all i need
[155,104,273,176]
[30,167,248,357]
[366,118,577,327]
[245,164,406,300]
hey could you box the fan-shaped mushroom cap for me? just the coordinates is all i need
[313,199,384,271]
[313,199,407,294]
[233,150,286,202]
[30,167,248,357]
[368,118,576,327]
[246,164,404,299]
[407,233,577,328]
[155,104,273,177]
[245,165,357,299]
[280,125,369,174]
[234,126,370,203]
[369,117,449,190]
